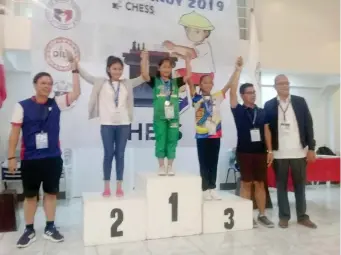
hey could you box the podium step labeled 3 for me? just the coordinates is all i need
[83,192,147,246]
[135,172,202,239]
[203,192,253,234]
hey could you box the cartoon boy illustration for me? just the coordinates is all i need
[163,11,215,86]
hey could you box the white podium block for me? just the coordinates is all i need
[203,192,253,233]
[83,192,147,246]
[135,172,202,239]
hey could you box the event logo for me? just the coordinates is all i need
[46,0,81,30]
[45,37,80,72]
[53,81,77,108]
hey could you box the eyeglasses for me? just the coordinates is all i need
[275,81,290,86]
[243,91,256,95]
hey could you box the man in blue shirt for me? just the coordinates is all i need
[230,78,274,228]
[7,59,80,248]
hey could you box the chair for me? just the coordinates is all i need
[220,148,240,190]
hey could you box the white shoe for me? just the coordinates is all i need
[209,189,221,200]
[158,166,167,176]
[167,166,175,176]
[203,190,212,201]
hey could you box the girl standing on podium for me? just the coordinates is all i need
[68,53,146,198]
[189,57,243,200]
[140,50,192,176]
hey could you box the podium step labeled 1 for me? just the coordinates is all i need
[203,192,253,234]
[83,192,147,246]
[135,172,202,239]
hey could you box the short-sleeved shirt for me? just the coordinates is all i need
[231,104,266,153]
[192,90,225,139]
[146,76,185,88]
[11,95,70,160]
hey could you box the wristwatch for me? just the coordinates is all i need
[72,69,79,73]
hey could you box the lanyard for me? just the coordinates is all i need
[278,100,290,121]
[40,101,53,132]
[163,79,172,101]
[246,107,257,127]
[109,81,120,107]
[203,96,213,116]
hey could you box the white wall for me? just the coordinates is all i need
[258,0,340,74]
[331,88,340,153]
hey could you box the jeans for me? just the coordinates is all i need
[100,125,130,181]
[196,138,221,191]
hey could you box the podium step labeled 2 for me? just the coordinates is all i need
[83,192,147,246]
[135,172,202,239]
[203,192,253,234]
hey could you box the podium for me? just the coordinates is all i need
[202,192,252,234]
[82,172,253,246]
[135,172,202,239]
[83,192,147,246]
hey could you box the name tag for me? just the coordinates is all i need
[36,132,48,149]
[165,104,175,119]
[206,120,217,135]
[250,128,261,142]
[280,122,291,133]
[111,109,123,124]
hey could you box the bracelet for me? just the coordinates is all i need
[8,157,16,160]
[72,69,79,73]
[267,151,273,154]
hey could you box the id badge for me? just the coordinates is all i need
[280,122,291,133]
[206,120,217,135]
[164,104,175,119]
[36,132,48,149]
[111,109,122,124]
[250,128,261,142]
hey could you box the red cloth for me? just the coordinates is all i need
[267,158,341,191]
[176,68,214,85]
[0,56,6,108]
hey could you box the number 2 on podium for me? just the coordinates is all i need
[111,208,124,237]
[169,192,178,222]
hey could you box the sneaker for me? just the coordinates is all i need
[158,166,167,176]
[253,219,258,228]
[203,190,212,201]
[209,189,221,200]
[17,228,36,248]
[43,225,64,243]
[167,166,175,176]
[102,188,111,197]
[258,215,275,228]
[116,188,124,197]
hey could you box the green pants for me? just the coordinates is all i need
[153,119,179,159]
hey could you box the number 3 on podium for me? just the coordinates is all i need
[224,208,235,229]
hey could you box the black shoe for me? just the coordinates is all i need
[17,228,36,248]
[43,225,64,242]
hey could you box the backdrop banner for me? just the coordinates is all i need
[30,0,239,149]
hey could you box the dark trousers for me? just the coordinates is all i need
[100,125,131,181]
[273,158,309,221]
[196,138,221,191]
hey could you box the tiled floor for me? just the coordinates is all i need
[0,186,339,255]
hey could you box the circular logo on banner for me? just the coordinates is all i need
[46,0,81,30]
[53,80,77,108]
[45,37,80,72]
